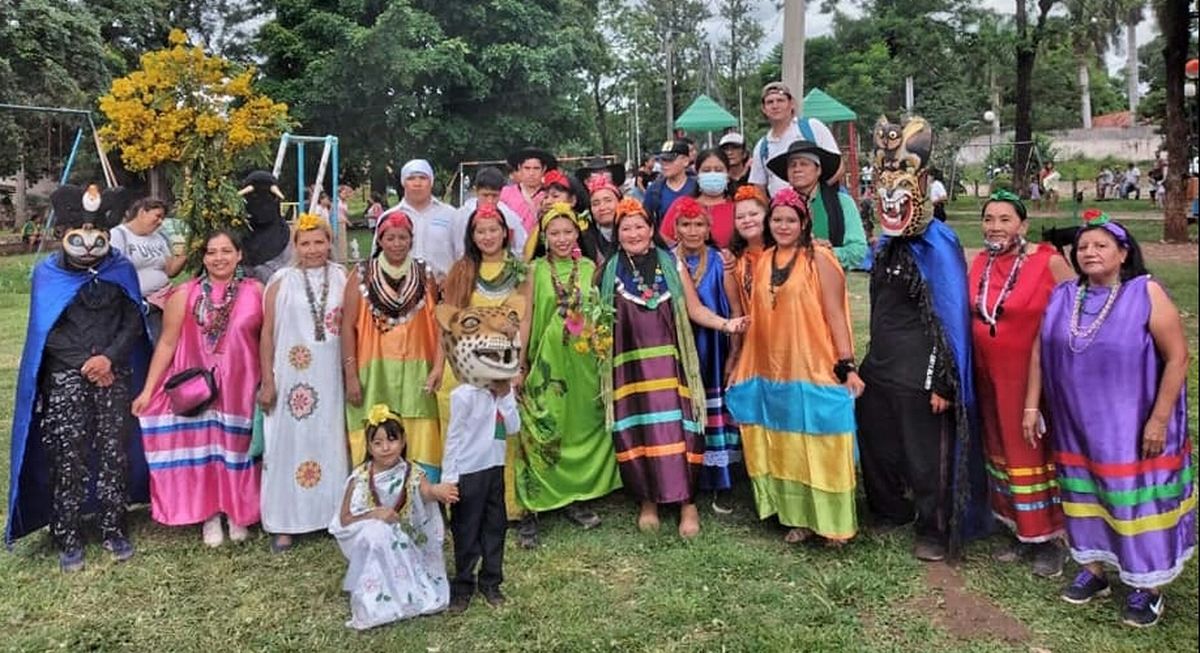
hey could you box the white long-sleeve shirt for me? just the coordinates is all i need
[440,384,520,484]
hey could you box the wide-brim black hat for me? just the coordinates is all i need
[506,146,558,172]
[574,156,625,187]
[766,139,841,184]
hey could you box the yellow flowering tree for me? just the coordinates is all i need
[98,29,289,263]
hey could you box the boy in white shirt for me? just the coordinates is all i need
[435,302,524,613]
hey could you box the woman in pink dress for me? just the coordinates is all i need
[132,231,264,546]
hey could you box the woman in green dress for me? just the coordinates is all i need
[515,203,622,544]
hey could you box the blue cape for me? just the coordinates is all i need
[5,253,152,547]
[880,220,991,546]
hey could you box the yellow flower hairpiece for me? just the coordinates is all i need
[540,201,589,233]
[296,212,325,232]
[365,404,400,427]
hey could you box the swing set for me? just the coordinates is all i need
[0,103,118,262]
[271,133,342,243]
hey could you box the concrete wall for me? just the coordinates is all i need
[955,126,1163,165]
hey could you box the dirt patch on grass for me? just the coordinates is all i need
[913,562,1031,645]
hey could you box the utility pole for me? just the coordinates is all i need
[782,0,806,115]
[634,85,642,164]
[665,22,675,139]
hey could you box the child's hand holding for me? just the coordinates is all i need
[432,483,459,505]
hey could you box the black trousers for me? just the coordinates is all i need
[449,466,506,597]
[39,368,131,551]
[856,385,952,542]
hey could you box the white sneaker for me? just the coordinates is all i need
[227,520,250,542]
[202,515,224,547]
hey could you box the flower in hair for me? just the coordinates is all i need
[615,197,647,219]
[542,169,571,191]
[296,212,324,231]
[365,403,400,427]
[734,185,768,205]
[377,210,413,234]
[586,175,621,198]
[474,202,503,222]
[989,189,1023,204]
[540,201,588,233]
[770,186,808,216]
[1081,208,1109,225]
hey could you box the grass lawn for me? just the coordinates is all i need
[1,249,1196,652]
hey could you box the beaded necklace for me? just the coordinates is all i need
[475,256,522,301]
[366,460,409,512]
[360,258,426,331]
[676,247,708,285]
[624,251,666,309]
[768,246,800,309]
[193,268,243,351]
[1068,281,1121,353]
[301,264,330,341]
[975,240,1028,338]
[548,257,581,343]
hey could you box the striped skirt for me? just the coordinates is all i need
[611,296,702,504]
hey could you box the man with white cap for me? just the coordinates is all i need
[749,82,845,197]
[718,131,750,192]
[383,158,458,279]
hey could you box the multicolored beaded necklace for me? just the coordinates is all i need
[624,251,667,310]
[360,258,426,331]
[475,256,522,301]
[193,267,243,351]
[548,257,581,343]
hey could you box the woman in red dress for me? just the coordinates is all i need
[968,190,1074,576]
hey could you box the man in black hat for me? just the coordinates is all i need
[501,146,558,237]
[575,156,626,189]
[643,140,697,227]
[766,139,869,271]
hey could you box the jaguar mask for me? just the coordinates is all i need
[50,183,129,269]
[873,115,933,238]
[435,298,526,388]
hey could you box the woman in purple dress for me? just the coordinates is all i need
[1024,212,1192,628]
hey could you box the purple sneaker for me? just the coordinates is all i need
[1121,589,1164,628]
[1061,568,1110,604]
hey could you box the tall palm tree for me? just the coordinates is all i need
[1067,0,1121,128]
[1122,2,1144,116]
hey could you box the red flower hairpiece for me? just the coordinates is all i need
[660,196,708,242]
[1081,208,1108,225]
[474,202,503,222]
[541,169,571,191]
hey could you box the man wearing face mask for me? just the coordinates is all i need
[7,183,151,572]
[643,140,697,228]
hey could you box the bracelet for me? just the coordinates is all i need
[342,357,356,367]
[833,358,857,383]
[721,319,730,333]
[1023,408,1039,413]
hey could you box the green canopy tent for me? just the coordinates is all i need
[801,88,861,199]
[674,94,738,145]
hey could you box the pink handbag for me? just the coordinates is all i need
[163,367,218,416]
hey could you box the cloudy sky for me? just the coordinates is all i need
[717,0,1159,76]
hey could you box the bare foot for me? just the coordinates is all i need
[823,536,851,549]
[784,527,813,544]
[637,502,660,532]
[678,503,701,539]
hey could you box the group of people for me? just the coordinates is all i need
[5,82,1193,631]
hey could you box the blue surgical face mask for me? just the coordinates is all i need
[697,171,728,195]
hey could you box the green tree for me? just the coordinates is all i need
[715,0,767,113]
[1013,0,1062,192]
[0,0,112,178]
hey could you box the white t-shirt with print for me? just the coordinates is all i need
[109,223,172,295]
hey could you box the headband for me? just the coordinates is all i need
[1080,208,1130,247]
[585,175,621,199]
[376,210,413,236]
[769,186,808,217]
[733,184,768,206]
[474,202,504,224]
[985,189,1027,221]
[365,404,401,428]
[614,197,651,227]
[540,201,589,233]
[542,169,571,192]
